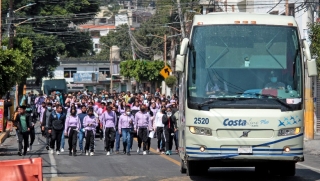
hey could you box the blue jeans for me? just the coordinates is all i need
[115,130,121,151]
[61,132,65,149]
[122,128,131,153]
[78,131,84,151]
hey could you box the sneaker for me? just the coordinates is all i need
[27,147,30,151]
[176,149,179,154]
[166,151,170,155]
[29,145,32,151]
[143,151,147,155]
[137,148,140,154]
[46,145,49,150]
[49,149,53,154]
[56,151,60,155]
[110,149,113,154]
[161,151,165,154]
[61,148,64,152]
[71,150,73,153]
[69,152,72,156]
[115,151,119,154]
[86,151,89,156]
[90,152,94,156]
[156,148,160,153]
[73,152,77,156]
[18,151,22,156]
[23,152,27,156]
[169,150,172,155]
[79,150,83,155]
[127,152,131,156]
[106,151,110,156]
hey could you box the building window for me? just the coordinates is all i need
[95,44,100,48]
[99,67,110,77]
[64,68,77,78]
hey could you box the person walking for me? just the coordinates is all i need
[102,106,117,156]
[65,108,81,156]
[48,105,66,155]
[118,107,134,155]
[162,107,175,155]
[77,105,87,154]
[155,107,166,153]
[42,102,53,150]
[134,105,152,155]
[83,108,98,156]
[14,106,32,156]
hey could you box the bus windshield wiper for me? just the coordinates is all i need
[240,92,293,110]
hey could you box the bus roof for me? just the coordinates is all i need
[193,13,297,27]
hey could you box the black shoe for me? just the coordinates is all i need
[23,152,26,156]
[46,145,49,150]
[73,152,77,156]
[123,151,126,154]
[127,152,131,156]
[69,152,72,156]
[18,151,22,156]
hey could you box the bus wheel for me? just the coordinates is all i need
[186,161,198,176]
[180,159,187,174]
[281,162,296,176]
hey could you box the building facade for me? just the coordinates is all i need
[52,60,131,93]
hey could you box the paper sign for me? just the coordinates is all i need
[286,98,302,104]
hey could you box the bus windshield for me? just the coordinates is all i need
[187,25,303,110]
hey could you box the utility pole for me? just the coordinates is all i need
[285,0,289,16]
[164,34,167,66]
[110,46,113,93]
[177,0,186,38]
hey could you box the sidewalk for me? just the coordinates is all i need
[304,134,320,156]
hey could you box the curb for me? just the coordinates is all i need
[0,130,10,145]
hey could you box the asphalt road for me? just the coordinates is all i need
[1,122,320,181]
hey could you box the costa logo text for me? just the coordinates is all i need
[223,119,247,126]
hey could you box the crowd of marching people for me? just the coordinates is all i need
[13,88,179,157]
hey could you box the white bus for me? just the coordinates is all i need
[175,13,317,176]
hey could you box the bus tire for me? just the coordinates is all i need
[186,161,198,176]
[180,159,187,174]
[281,162,296,176]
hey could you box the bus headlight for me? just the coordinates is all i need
[189,126,212,136]
[278,127,301,136]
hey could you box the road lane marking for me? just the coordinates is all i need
[133,138,180,166]
[297,163,320,173]
[48,152,58,177]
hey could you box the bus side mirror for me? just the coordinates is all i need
[176,38,189,73]
[307,59,317,77]
[303,40,318,77]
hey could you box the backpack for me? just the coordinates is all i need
[51,111,64,130]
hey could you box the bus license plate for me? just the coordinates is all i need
[238,146,252,154]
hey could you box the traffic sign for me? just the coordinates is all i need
[160,65,172,79]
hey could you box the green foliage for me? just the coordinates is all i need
[0,38,33,97]
[165,75,177,88]
[99,24,132,60]
[2,0,100,84]
[120,60,164,82]
[308,23,320,77]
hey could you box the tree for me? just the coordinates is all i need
[165,75,177,88]
[309,23,320,77]
[2,0,100,84]
[120,60,164,83]
[99,24,132,61]
[0,37,33,97]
